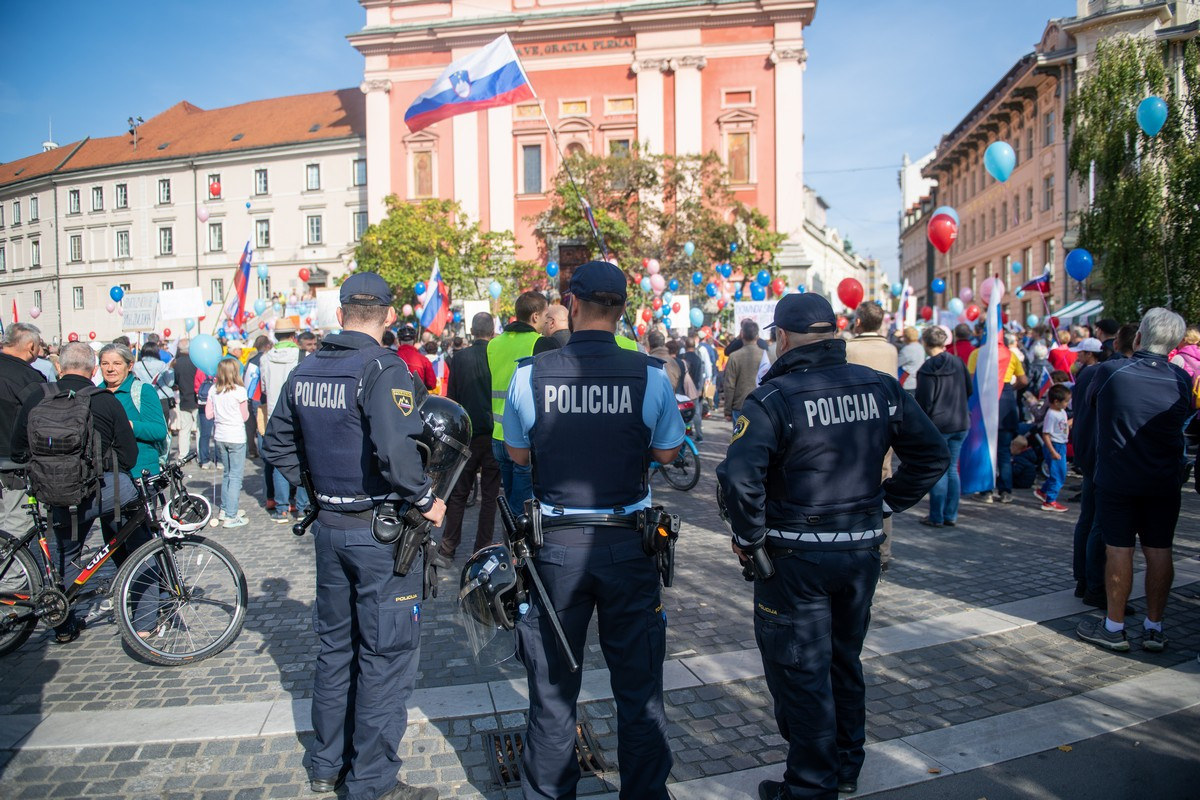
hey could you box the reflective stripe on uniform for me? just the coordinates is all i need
[316,492,398,505]
[767,529,882,544]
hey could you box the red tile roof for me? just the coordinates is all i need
[0,89,365,190]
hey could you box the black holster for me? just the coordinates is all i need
[741,543,775,582]
[640,507,680,588]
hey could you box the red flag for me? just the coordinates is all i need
[11,299,17,325]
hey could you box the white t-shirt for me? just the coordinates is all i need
[210,385,248,444]
[1042,407,1069,444]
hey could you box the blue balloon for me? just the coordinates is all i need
[797,285,806,294]
[931,206,959,226]
[253,299,267,315]
[931,278,946,294]
[683,241,696,258]
[640,277,653,293]
[729,242,738,253]
[415,281,427,296]
[690,307,704,327]
[890,282,903,298]
[488,280,503,299]
[546,261,559,278]
[750,283,766,301]
[756,270,771,287]
[257,264,269,280]
[691,271,703,286]
[705,282,718,298]
[109,286,124,303]
[1065,248,1094,281]
[245,201,251,209]
[668,278,679,292]
[1137,96,1168,137]
[948,297,964,315]
[983,141,1016,182]
[453,311,462,323]
[190,334,223,376]
[734,288,744,301]
[1011,261,1023,275]
[216,327,227,339]
[206,300,213,307]
[1027,314,1040,328]
[718,262,732,279]
[662,314,671,327]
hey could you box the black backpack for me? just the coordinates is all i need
[25,384,112,509]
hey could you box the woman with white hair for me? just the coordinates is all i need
[98,343,169,477]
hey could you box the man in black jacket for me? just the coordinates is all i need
[0,322,46,536]
[172,339,199,459]
[11,341,144,642]
[434,312,501,564]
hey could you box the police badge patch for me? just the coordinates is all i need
[392,389,414,416]
[731,415,750,443]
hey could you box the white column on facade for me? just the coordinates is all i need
[772,45,806,241]
[453,112,480,222]
[487,105,514,234]
[673,57,705,156]
[360,78,392,223]
[634,58,666,154]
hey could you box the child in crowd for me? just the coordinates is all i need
[1035,384,1072,512]
[1010,435,1041,489]
[206,357,249,528]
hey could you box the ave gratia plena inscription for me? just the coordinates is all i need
[517,37,635,57]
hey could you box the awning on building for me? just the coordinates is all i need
[1054,299,1104,321]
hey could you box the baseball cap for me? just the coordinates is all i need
[397,324,417,341]
[1070,337,1102,353]
[340,272,393,306]
[226,340,243,352]
[1095,319,1119,337]
[766,293,837,333]
[568,261,627,306]
[274,318,297,334]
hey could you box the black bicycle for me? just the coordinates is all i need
[0,454,247,666]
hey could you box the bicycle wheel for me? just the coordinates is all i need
[661,445,701,491]
[0,532,43,657]
[113,535,247,666]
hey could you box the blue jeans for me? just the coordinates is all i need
[198,406,215,466]
[928,430,967,524]
[273,463,309,512]
[215,441,246,517]
[492,438,532,511]
[1040,441,1067,502]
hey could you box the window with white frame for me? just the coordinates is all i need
[0,246,5,272]
[33,290,41,308]
[353,211,368,241]
[30,240,40,267]
[67,190,79,214]
[158,226,173,255]
[208,222,223,252]
[158,178,171,204]
[254,169,269,195]
[605,96,636,115]
[1043,174,1055,211]
[207,173,221,198]
[116,230,130,258]
[1043,111,1056,146]
[353,158,367,186]
[12,199,21,224]
[521,143,543,194]
[1026,186,1034,220]
[559,99,589,118]
[73,287,84,310]
[161,281,174,291]
[210,278,224,304]
[29,196,38,221]
[306,215,322,245]
[255,219,270,248]
[69,234,82,262]
[306,164,321,191]
[92,186,103,211]
[115,183,128,208]
[0,204,5,226]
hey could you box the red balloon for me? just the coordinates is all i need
[716,299,726,310]
[965,304,981,322]
[837,278,864,310]
[641,308,652,323]
[298,267,311,282]
[671,302,681,314]
[259,322,266,329]
[633,273,642,283]
[771,279,786,295]
[636,324,647,337]
[1002,312,1009,325]
[642,258,650,269]
[305,316,312,325]
[209,180,221,197]
[927,215,958,254]
[836,317,849,330]
[68,332,79,342]
[652,297,663,311]
[1049,315,1061,328]
[919,306,934,321]
[163,328,171,338]
[88,331,96,340]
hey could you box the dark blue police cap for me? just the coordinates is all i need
[766,293,837,333]
[569,261,627,306]
[340,272,393,306]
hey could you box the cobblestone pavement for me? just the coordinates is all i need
[2,424,1199,798]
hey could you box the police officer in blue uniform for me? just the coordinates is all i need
[717,294,948,800]
[263,273,446,800]
[503,261,685,800]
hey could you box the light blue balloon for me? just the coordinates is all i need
[750,283,766,301]
[931,206,959,226]
[640,277,653,293]
[948,297,964,315]
[983,141,1016,182]
[1027,314,1040,328]
[653,307,663,319]
[1011,261,1023,275]
[488,280,503,299]
[273,302,282,314]
[662,291,673,305]
[253,299,267,315]
[1137,96,1168,137]
[257,264,269,280]
[190,334,223,375]
[890,282,903,298]
[690,307,704,327]
[184,318,196,331]
[683,241,696,258]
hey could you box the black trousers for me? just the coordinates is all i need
[439,434,501,558]
[755,546,881,799]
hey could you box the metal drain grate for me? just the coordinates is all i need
[485,721,608,788]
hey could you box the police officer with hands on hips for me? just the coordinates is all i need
[262,272,446,800]
[717,293,948,800]
[503,260,685,800]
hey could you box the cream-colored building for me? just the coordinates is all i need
[0,91,367,343]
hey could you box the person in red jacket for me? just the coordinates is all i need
[396,324,436,390]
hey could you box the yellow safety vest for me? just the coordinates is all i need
[616,335,638,352]
[487,330,542,440]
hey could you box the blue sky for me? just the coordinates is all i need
[0,0,1075,278]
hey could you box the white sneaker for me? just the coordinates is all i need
[223,516,249,529]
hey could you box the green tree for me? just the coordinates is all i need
[1065,36,1200,323]
[352,196,534,317]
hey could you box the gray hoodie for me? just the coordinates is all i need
[260,341,300,418]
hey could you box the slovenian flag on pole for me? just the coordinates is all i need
[959,280,1002,494]
[1037,366,1054,399]
[420,258,451,337]
[404,35,535,133]
[1018,270,1051,295]
[223,242,253,332]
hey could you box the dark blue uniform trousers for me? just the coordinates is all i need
[515,529,671,800]
[1072,475,1105,597]
[754,547,880,800]
[310,519,423,800]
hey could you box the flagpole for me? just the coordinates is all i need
[208,245,251,338]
